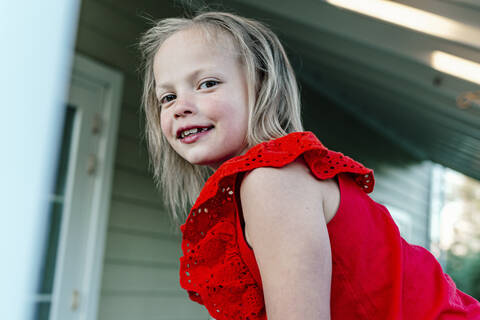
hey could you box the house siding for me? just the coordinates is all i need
[75,1,433,319]
[75,0,208,319]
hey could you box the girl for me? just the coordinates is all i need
[138,11,480,320]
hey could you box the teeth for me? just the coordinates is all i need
[184,128,199,138]
[180,127,210,138]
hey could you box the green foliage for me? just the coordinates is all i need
[446,250,480,300]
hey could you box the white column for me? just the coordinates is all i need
[0,0,81,319]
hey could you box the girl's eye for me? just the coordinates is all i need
[160,94,176,105]
[199,80,219,89]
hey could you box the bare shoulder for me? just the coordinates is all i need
[238,157,334,318]
[241,157,328,192]
[240,157,340,227]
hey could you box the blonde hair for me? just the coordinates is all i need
[138,11,303,226]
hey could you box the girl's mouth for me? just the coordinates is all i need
[178,126,214,143]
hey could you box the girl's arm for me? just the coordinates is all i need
[240,158,332,320]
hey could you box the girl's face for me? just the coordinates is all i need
[153,27,250,169]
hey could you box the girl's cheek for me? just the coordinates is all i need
[208,100,229,118]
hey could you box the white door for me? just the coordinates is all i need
[32,54,123,320]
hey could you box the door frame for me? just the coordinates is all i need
[50,53,123,320]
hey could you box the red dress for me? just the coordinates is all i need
[179,131,480,319]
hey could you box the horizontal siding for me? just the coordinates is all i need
[104,229,179,264]
[118,107,144,140]
[79,0,144,48]
[374,163,430,195]
[102,263,180,292]
[75,23,136,79]
[75,0,210,319]
[373,174,429,210]
[98,295,206,320]
[115,137,150,175]
[371,161,432,246]
[121,74,144,111]
[109,199,178,236]
[111,169,162,206]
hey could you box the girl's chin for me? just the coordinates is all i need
[181,145,248,168]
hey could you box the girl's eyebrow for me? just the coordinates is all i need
[156,67,217,91]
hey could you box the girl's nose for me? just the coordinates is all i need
[174,96,196,118]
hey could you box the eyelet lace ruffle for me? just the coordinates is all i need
[179,132,374,320]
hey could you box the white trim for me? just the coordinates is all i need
[77,53,124,320]
[49,53,123,320]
